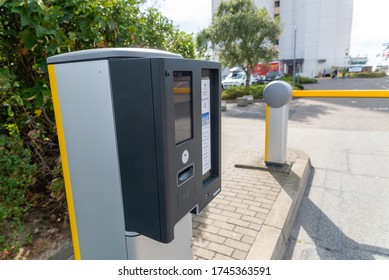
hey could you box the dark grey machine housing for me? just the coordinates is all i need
[48,49,221,243]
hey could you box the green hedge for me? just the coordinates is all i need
[222,84,266,100]
[294,83,304,90]
[349,72,387,78]
[281,76,317,84]
[0,135,36,256]
[222,82,304,100]
[0,136,36,222]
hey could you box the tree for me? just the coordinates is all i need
[197,0,280,86]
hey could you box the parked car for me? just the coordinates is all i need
[252,75,266,84]
[221,71,253,89]
[265,71,283,82]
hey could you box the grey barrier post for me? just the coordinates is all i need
[263,81,293,166]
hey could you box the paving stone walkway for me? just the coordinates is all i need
[192,149,296,260]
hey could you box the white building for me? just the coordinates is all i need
[212,0,354,78]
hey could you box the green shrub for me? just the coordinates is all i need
[222,86,247,100]
[293,83,304,90]
[349,72,387,78]
[222,84,265,100]
[222,82,304,100]
[247,84,266,99]
[0,135,36,257]
[281,76,317,84]
[0,136,36,222]
[0,220,32,259]
[298,76,317,84]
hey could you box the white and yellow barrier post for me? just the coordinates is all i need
[263,81,293,166]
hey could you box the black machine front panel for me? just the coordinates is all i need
[110,57,221,243]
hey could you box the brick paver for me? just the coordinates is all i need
[192,149,291,260]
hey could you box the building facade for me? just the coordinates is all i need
[212,0,354,78]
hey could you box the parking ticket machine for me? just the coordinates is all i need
[47,48,221,259]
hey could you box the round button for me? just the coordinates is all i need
[182,150,189,164]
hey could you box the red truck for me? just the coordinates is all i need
[252,61,283,83]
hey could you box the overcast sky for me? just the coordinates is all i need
[155,0,389,67]
[350,0,389,67]
[152,0,212,34]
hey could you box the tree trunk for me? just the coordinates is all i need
[245,69,251,87]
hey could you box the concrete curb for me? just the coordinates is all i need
[246,150,312,259]
[39,236,73,260]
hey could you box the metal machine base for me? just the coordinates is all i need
[125,213,193,260]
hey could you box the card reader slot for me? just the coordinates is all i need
[177,164,194,186]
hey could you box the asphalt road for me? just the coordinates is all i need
[222,77,389,259]
[285,77,389,259]
[304,76,389,90]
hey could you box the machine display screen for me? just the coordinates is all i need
[173,71,193,145]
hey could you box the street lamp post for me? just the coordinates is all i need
[292,25,297,86]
